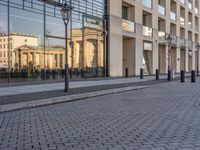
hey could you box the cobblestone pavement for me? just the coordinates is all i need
[1,82,200,150]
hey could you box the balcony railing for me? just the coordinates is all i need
[188,22,192,30]
[165,33,177,44]
[195,8,199,15]
[187,40,193,48]
[180,17,185,26]
[143,0,152,9]
[170,11,176,21]
[122,19,135,33]
[143,26,153,37]
[158,5,165,16]
[179,38,186,47]
[180,0,185,5]
[188,2,192,11]
[195,26,199,32]
[158,31,166,41]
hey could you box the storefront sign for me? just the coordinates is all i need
[38,0,67,6]
[84,15,102,29]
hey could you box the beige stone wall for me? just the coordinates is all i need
[109,0,200,76]
[0,34,38,68]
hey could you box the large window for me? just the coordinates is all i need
[0,0,8,81]
[0,0,105,82]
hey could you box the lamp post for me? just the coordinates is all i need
[196,43,200,76]
[60,3,73,92]
[18,49,21,70]
[167,34,173,81]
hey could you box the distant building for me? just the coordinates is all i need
[0,33,38,69]
[10,28,104,70]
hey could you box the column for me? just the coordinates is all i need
[109,0,123,77]
[185,48,189,72]
[176,47,181,73]
[166,45,169,74]
[134,0,143,75]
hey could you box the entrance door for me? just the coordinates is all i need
[180,49,185,71]
[123,37,135,76]
[188,55,192,72]
[143,50,152,75]
[171,48,176,72]
[195,51,198,71]
[159,45,166,74]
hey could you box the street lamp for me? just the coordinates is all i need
[60,3,73,92]
[18,49,21,70]
[196,43,200,76]
[166,34,173,81]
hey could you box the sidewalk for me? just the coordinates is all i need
[0,72,193,97]
[0,75,168,96]
[0,73,193,112]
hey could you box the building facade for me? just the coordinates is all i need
[108,0,200,77]
[1,0,200,82]
[0,34,38,68]
[0,0,105,81]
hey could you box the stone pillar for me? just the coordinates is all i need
[165,45,169,74]
[15,51,18,68]
[134,1,143,75]
[57,53,60,69]
[109,0,123,77]
[185,48,189,72]
[39,53,44,69]
[176,47,181,73]
[152,32,159,74]
[33,53,36,68]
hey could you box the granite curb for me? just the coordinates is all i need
[0,85,149,113]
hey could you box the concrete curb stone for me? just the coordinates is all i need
[0,86,148,113]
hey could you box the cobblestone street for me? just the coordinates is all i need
[1,82,200,150]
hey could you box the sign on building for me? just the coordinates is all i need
[83,15,103,29]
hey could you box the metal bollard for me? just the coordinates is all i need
[69,69,72,79]
[96,67,98,77]
[180,70,185,83]
[156,69,159,80]
[81,68,84,78]
[191,70,196,83]
[125,68,128,78]
[168,69,172,81]
[140,68,144,79]
[52,70,56,79]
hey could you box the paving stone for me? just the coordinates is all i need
[1,81,200,149]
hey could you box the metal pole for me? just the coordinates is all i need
[197,50,199,76]
[168,45,171,81]
[43,2,46,80]
[8,0,10,82]
[104,0,109,77]
[64,22,69,92]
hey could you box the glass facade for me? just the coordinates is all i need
[0,0,105,82]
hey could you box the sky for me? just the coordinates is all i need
[0,0,103,46]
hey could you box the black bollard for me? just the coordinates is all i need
[46,69,49,79]
[52,70,56,79]
[69,69,72,79]
[140,68,144,79]
[156,69,159,80]
[180,70,185,83]
[96,67,98,77]
[125,68,128,78]
[168,69,172,81]
[191,70,196,83]
[81,68,84,78]
[41,69,44,80]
